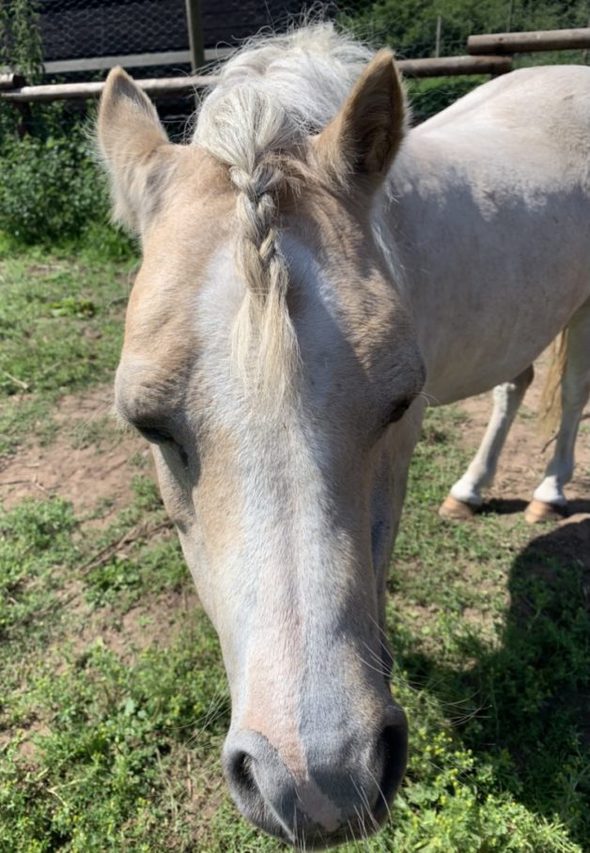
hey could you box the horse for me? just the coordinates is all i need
[97,23,590,849]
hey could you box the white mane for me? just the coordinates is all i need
[192,24,373,162]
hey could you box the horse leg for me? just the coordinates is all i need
[525,301,590,523]
[439,365,534,520]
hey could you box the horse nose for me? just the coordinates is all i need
[223,714,407,846]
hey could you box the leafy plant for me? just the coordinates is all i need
[0,129,110,244]
[0,0,43,82]
[339,0,590,59]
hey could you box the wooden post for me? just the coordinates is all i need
[15,102,32,138]
[185,0,205,71]
[507,0,514,33]
[435,16,442,58]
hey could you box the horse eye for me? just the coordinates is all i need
[385,397,412,426]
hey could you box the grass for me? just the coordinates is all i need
[0,242,589,851]
[0,235,136,456]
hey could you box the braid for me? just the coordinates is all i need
[194,84,304,402]
[231,163,281,298]
[230,161,299,402]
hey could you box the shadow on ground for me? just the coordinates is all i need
[398,516,590,845]
[480,498,529,516]
[480,498,590,517]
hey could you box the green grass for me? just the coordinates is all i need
[0,245,589,851]
[0,236,136,455]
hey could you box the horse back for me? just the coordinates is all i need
[390,66,590,403]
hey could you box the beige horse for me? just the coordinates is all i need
[97,24,590,849]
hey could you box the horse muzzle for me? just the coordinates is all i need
[222,704,408,848]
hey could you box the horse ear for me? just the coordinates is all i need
[97,67,172,232]
[315,49,406,185]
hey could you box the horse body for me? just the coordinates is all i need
[97,26,590,848]
[390,65,590,404]
[385,65,590,521]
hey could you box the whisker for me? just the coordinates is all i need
[360,638,391,670]
[354,802,373,845]
[352,647,391,680]
[354,653,390,680]
[366,611,391,645]
[343,817,355,850]
[418,389,440,405]
[292,800,300,851]
[292,792,307,853]
[347,806,366,852]
[365,764,392,826]
[350,773,380,838]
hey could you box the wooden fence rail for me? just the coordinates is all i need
[399,55,511,78]
[468,27,590,55]
[1,75,212,103]
[0,55,513,103]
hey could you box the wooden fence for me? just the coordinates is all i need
[1,27,589,106]
[0,56,514,103]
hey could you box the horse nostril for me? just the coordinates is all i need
[226,750,258,800]
[373,721,408,821]
[223,732,296,841]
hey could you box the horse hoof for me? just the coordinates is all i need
[524,499,566,524]
[438,495,476,521]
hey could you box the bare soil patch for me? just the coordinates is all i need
[75,586,200,664]
[0,385,153,521]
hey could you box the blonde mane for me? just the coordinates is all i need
[192,24,373,399]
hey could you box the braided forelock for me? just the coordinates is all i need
[196,86,303,403]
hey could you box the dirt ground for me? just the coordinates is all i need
[0,386,152,520]
[1,358,589,524]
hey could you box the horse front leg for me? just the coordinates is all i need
[526,301,590,522]
[439,365,534,520]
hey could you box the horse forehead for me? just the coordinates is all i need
[122,238,395,405]
[122,216,233,373]
[121,193,403,415]
[195,236,356,372]
[281,231,405,363]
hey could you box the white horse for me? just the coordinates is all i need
[97,24,590,849]
[410,79,590,524]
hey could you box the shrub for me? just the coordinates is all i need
[339,0,590,60]
[0,126,110,244]
[407,76,484,123]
